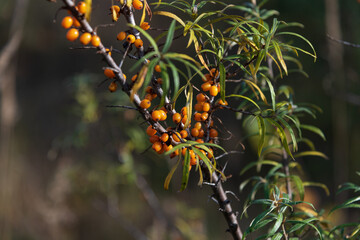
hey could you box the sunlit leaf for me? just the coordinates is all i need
[164,156,181,190]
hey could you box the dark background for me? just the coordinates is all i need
[0,0,359,239]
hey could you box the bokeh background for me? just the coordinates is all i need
[0,0,359,239]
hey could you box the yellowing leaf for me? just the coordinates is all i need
[130,64,148,101]
[154,11,185,27]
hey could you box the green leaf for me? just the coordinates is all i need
[180,150,191,191]
[240,160,281,175]
[254,49,266,76]
[329,195,360,214]
[300,124,326,141]
[287,220,323,239]
[291,175,305,200]
[261,73,276,111]
[268,212,283,236]
[266,118,294,160]
[272,40,287,75]
[303,182,330,196]
[293,151,328,160]
[256,116,266,157]
[271,233,283,240]
[219,62,226,102]
[164,156,181,190]
[227,94,261,110]
[167,59,180,100]
[162,20,176,53]
[277,116,298,151]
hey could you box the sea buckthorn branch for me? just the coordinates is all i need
[57,0,245,238]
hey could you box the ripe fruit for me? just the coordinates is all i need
[146,125,157,136]
[191,128,199,137]
[159,110,167,121]
[134,38,143,48]
[154,65,161,73]
[72,17,81,27]
[172,113,182,124]
[152,141,162,152]
[133,0,143,10]
[180,130,188,138]
[194,113,202,121]
[196,93,206,102]
[210,68,219,77]
[117,31,126,41]
[210,128,218,138]
[131,74,138,82]
[210,85,219,96]
[152,110,162,121]
[202,73,213,82]
[79,32,92,45]
[194,102,203,112]
[201,112,208,121]
[126,34,136,43]
[160,133,169,142]
[108,81,117,92]
[194,122,202,130]
[172,132,181,142]
[149,135,159,143]
[77,1,87,14]
[201,82,212,91]
[61,16,73,29]
[181,107,187,116]
[104,69,115,78]
[66,28,79,42]
[181,115,189,124]
[140,99,151,109]
[140,22,150,30]
[198,129,204,138]
[163,144,173,152]
[91,35,101,47]
[218,99,228,106]
[202,102,210,112]
[157,78,163,84]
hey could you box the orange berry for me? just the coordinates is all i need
[144,93,153,100]
[210,128,218,138]
[157,78,163,84]
[191,128,199,137]
[172,113,182,124]
[202,102,210,112]
[134,38,143,48]
[146,125,157,136]
[117,31,126,41]
[72,17,81,27]
[202,73,213,82]
[181,115,188,124]
[198,129,204,138]
[180,130,188,138]
[151,93,157,99]
[196,93,206,102]
[190,155,197,166]
[140,99,151,109]
[104,69,115,78]
[194,112,202,121]
[181,107,187,116]
[79,32,92,45]
[152,110,162,121]
[194,102,203,112]
[140,22,150,30]
[207,148,214,158]
[77,1,87,14]
[91,35,101,47]
[210,120,214,127]
[132,0,143,10]
[201,112,208,121]
[105,48,112,57]
[66,28,79,42]
[160,133,169,142]
[152,141,162,152]
[196,138,204,143]
[194,122,202,130]
[145,86,153,93]
[164,144,173,152]
[154,65,161,73]
[159,110,167,121]
[218,99,228,106]
[172,132,181,142]
[61,16,73,29]
[210,85,219,96]
[210,68,219,77]
[108,81,117,92]
[131,74,138,82]
[126,34,136,43]
[201,82,212,91]
[110,5,120,14]
[149,135,159,144]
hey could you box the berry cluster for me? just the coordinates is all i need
[58,0,227,172]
